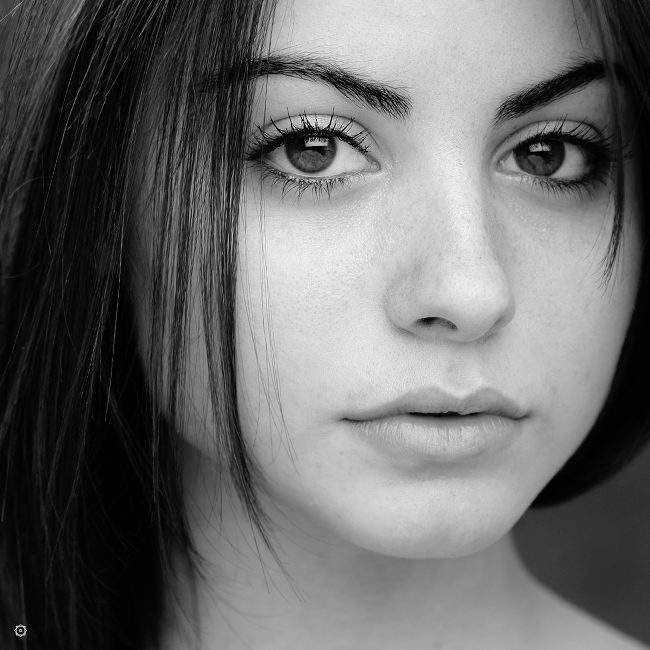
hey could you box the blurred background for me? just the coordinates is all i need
[1,0,649,646]
[515,443,650,646]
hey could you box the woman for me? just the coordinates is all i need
[1,0,650,648]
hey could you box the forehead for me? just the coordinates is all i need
[268,0,602,110]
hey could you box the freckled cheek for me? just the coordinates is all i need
[242,225,362,335]
[236,238,369,430]
[530,279,634,427]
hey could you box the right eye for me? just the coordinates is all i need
[263,133,375,178]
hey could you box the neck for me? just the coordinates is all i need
[164,444,544,650]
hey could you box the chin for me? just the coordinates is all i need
[298,483,535,560]
[344,517,516,561]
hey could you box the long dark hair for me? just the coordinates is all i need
[0,1,649,649]
[0,1,276,648]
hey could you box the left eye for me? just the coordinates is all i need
[501,138,593,180]
[264,135,374,177]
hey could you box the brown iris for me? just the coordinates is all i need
[513,139,566,177]
[285,136,337,173]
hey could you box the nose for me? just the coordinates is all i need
[383,184,516,344]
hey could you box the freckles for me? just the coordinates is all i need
[290,267,363,334]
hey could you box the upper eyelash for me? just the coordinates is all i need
[513,118,616,166]
[516,118,605,144]
[247,111,370,159]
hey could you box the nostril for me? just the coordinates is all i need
[420,317,457,330]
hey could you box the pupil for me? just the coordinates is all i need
[285,136,336,173]
[514,139,565,176]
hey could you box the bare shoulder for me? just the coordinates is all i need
[529,580,649,650]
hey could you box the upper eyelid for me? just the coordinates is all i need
[257,113,366,136]
[249,113,374,154]
[493,119,607,160]
[521,119,606,140]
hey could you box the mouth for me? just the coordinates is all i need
[348,409,523,460]
[409,411,480,417]
[348,386,527,422]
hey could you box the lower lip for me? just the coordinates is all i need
[349,414,521,462]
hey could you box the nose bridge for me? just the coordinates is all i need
[383,151,515,343]
[418,167,489,257]
[401,147,498,270]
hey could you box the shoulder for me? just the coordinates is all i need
[560,612,650,650]
[529,580,649,650]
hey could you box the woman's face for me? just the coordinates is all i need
[135,0,643,559]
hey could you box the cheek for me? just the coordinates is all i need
[518,219,642,460]
[234,223,337,420]
[236,200,363,367]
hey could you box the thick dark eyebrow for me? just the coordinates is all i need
[245,55,412,121]
[200,57,619,126]
[494,60,613,125]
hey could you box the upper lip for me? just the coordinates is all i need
[348,386,527,421]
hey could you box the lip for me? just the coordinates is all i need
[347,386,527,421]
[349,413,521,461]
[345,386,527,462]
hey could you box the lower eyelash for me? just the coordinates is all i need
[527,173,611,201]
[259,167,360,203]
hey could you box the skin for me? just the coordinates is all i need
[130,0,648,648]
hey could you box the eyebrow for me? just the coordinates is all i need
[246,55,413,120]
[202,56,619,125]
[493,60,612,125]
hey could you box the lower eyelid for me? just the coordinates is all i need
[261,165,366,185]
[258,167,361,202]
[498,166,611,203]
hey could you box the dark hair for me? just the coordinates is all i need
[0,0,649,649]
[0,0,277,648]
[532,0,650,506]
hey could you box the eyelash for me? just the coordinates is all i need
[508,120,616,199]
[246,115,617,202]
[246,112,371,201]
